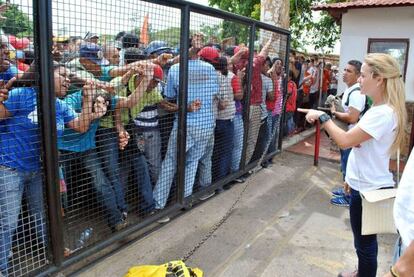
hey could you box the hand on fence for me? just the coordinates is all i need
[82,81,99,100]
[237,68,246,81]
[157,53,173,67]
[188,99,201,112]
[0,77,16,102]
[118,130,130,150]
[97,81,116,95]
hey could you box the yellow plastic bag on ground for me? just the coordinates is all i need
[124,260,203,277]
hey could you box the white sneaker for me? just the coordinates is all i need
[199,191,215,201]
[157,216,170,224]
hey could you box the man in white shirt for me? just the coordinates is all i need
[385,150,414,277]
[330,60,366,207]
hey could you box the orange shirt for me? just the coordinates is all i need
[302,70,312,94]
[322,69,330,93]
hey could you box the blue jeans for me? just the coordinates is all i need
[392,237,407,264]
[96,127,127,213]
[340,148,352,180]
[119,146,154,212]
[267,113,280,155]
[60,149,122,227]
[198,133,214,188]
[231,114,244,173]
[137,129,161,185]
[212,119,235,181]
[349,188,378,277]
[153,123,213,209]
[0,167,47,275]
[283,112,295,136]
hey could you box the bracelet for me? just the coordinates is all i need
[390,265,400,277]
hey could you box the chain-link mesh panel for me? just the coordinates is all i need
[1,0,289,275]
[0,1,51,276]
[186,12,250,197]
[51,0,181,257]
[249,28,288,168]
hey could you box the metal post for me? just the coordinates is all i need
[33,0,65,267]
[176,4,190,204]
[314,122,321,166]
[239,23,256,168]
[278,33,291,151]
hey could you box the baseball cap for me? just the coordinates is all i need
[145,40,172,56]
[84,32,99,41]
[53,36,69,43]
[121,33,139,48]
[0,35,14,50]
[233,45,249,59]
[153,64,164,82]
[198,46,219,63]
[79,43,110,66]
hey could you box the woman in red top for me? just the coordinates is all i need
[284,70,297,136]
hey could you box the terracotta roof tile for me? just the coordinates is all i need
[313,0,414,11]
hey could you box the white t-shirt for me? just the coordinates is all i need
[345,104,397,192]
[394,151,414,248]
[216,72,236,120]
[261,74,273,119]
[341,83,366,129]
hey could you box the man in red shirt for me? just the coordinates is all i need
[284,70,297,136]
[230,37,274,164]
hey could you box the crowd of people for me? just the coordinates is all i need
[0,26,297,274]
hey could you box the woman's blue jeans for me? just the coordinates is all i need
[349,188,378,277]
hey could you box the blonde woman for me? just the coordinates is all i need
[299,53,407,277]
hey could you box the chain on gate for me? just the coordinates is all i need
[181,178,251,262]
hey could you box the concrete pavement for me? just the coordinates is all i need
[76,151,396,277]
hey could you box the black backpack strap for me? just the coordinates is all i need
[345,86,370,116]
[344,87,361,107]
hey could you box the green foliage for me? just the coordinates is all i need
[208,0,258,44]
[209,0,346,53]
[209,0,260,19]
[0,1,33,37]
[150,27,182,47]
[290,0,344,53]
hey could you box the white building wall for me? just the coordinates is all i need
[338,6,414,101]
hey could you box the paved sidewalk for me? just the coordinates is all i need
[76,152,396,277]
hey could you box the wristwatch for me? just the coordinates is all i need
[318,113,331,124]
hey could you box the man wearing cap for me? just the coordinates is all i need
[65,43,111,88]
[152,46,219,219]
[84,32,99,44]
[58,63,155,231]
[96,51,163,217]
[230,37,274,165]
[128,64,178,186]
[0,34,19,83]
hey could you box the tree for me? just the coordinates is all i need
[290,0,344,53]
[0,1,33,37]
[209,0,346,53]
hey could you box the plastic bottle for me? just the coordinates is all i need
[75,227,93,249]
